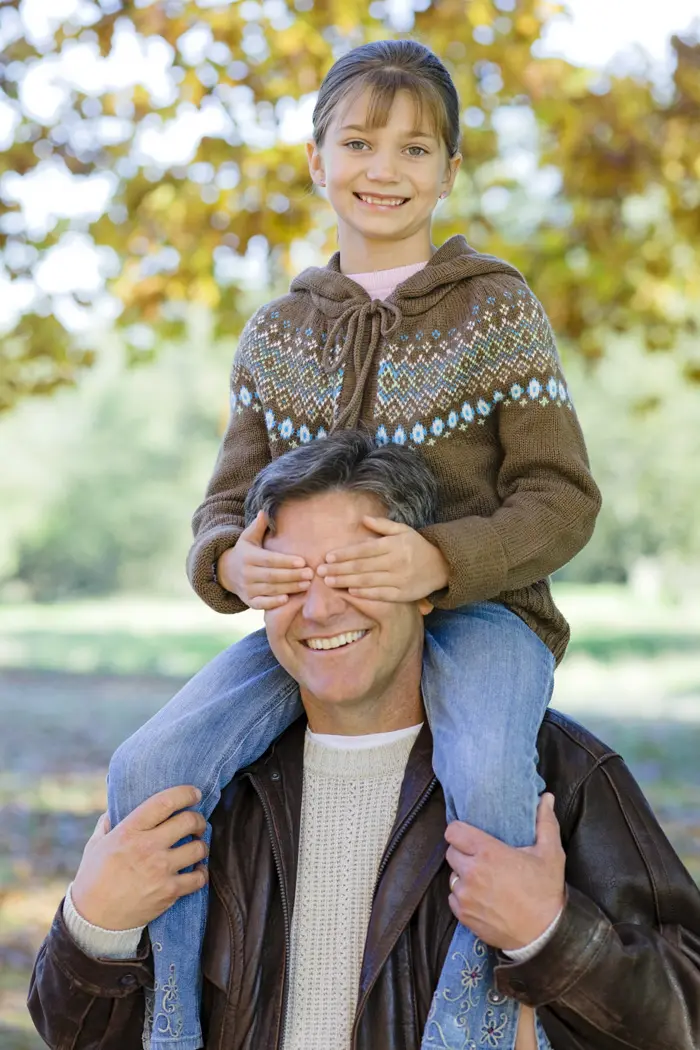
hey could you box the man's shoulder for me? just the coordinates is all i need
[214,717,307,816]
[212,710,623,829]
[538,709,622,804]
[540,709,620,760]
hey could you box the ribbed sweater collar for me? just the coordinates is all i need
[303,726,421,780]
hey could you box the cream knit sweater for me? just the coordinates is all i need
[282,726,421,1049]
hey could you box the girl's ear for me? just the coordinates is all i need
[445,151,462,194]
[306,141,325,187]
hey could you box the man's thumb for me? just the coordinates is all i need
[534,793,560,850]
[93,812,111,837]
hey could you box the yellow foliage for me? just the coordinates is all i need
[149,185,178,212]
[515,14,539,37]
[0,0,699,407]
[190,277,221,308]
[467,0,494,27]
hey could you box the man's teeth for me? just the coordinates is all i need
[306,630,367,651]
[357,194,406,206]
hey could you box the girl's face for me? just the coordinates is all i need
[307,88,461,267]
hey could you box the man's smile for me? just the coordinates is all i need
[301,629,369,651]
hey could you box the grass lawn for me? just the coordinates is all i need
[1,585,699,1048]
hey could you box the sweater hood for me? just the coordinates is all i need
[288,235,527,431]
[289,234,526,313]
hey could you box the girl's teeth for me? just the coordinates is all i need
[358,195,405,206]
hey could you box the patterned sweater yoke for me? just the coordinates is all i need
[188,235,602,663]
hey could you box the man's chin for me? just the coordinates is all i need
[299,679,372,715]
[303,686,365,708]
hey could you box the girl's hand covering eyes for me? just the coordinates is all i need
[317,516,449,602]
[217,511,313,610]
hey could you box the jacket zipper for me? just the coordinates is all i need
[248,775,291,1050]
[372,776,438,896]
[350,775,439,1048]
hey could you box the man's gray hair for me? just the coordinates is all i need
[244,430,438,531]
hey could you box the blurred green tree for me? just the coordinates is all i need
[0,0,699,410]
[556,336,700,587]
[1,313,235,600]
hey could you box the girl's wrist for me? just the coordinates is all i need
[215,549,237,594]
[430,548,450,592]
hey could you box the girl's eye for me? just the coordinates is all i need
[344,141,428,157]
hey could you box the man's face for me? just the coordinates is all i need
[264,490,430,730]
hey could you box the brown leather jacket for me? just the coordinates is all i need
[29,711,700,1050]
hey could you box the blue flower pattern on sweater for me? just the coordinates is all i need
[231,285,572,451]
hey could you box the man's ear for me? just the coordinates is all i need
[418,598,434,617]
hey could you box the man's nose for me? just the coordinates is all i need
[300,572,347,621]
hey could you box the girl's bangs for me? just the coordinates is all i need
[338,73,446,144]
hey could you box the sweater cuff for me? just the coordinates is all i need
[63,884,145,960]
[495,887,611,1005]
[420,516,508,608]
[502,906,564,963]
[187,526,248,614]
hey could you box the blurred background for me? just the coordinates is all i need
[1,0,700,1044]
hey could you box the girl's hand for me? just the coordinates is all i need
[217,511,313,610]
[317,516,449,602]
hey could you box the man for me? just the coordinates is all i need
[29,433,700,1050]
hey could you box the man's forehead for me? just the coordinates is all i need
[264,491,382,561]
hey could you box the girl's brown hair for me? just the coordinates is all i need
[312,39,461,158]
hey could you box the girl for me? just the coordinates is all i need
[106,38,600,1050]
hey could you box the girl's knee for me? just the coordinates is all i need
[108,735,134,791]
[107,733,163,818]
[108,731,214,823]
[107,739,136,816]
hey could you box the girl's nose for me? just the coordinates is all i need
[366,152,399,181]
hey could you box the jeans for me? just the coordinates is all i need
[420,603,554,1050]
[108,602,554,1050]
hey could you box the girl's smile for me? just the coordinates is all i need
[353,192,410,210]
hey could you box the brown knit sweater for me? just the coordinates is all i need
[188,235,601,663]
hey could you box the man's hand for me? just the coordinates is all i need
[217,511,313,610]
[70,786,209,931]
[317,516,449,602]
[445,793,566,951]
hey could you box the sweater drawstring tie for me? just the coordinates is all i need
[312,295,403,432]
